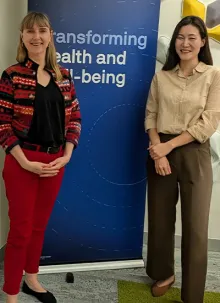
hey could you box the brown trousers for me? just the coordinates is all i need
[146,134,213,303]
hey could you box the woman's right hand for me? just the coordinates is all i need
[21,160,59,176]
[155,156,172,176]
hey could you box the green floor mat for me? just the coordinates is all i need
[118,280,220,303]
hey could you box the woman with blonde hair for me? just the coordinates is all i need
[0,11,81,303]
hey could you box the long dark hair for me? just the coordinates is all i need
[163,16,213,71]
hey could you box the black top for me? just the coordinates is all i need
[27,78,65,147]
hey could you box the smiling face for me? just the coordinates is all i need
[175,24,205,62]
[21,23,52,57]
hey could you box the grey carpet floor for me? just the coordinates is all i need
[0,245,220,302]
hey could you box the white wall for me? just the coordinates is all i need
[0,0,27,249]
[144,0,220,241]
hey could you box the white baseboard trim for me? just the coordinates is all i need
[38,259,144,275]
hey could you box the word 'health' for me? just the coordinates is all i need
[56,49,127,65]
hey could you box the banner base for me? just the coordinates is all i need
[38,259,144,275]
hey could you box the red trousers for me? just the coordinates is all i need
[2,148,64,295]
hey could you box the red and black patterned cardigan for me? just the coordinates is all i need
[0,58,81,154]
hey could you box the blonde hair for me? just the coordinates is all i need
[17,12,63,81]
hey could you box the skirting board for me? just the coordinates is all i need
[38,259,144,275]
[143,232,220,252]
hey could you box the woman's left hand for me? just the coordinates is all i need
[148,142,173,160]
[40,156,70,177]
[49,156,70,169]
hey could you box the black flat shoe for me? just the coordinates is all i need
[22,281,57,303]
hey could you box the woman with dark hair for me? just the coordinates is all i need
[144,16,220,303]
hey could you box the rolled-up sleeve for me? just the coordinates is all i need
[144,74,158,132]
[187,70,220,143]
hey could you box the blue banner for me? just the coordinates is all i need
[28,0,161,265]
